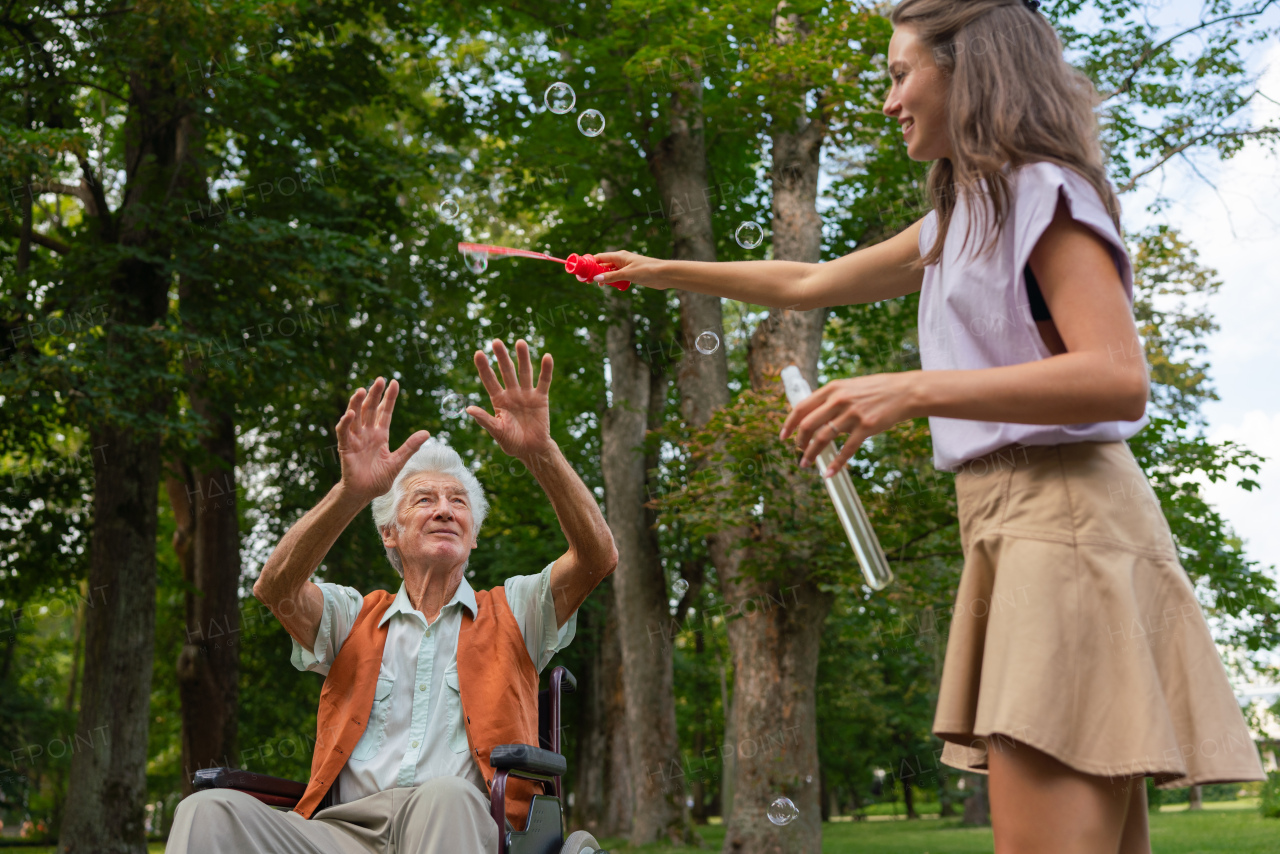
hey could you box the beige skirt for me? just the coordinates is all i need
[933,441,1264,787]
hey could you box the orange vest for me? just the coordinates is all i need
[294,585,543,828]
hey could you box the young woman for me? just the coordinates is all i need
[594,0,1264,851]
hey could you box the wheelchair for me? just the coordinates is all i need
[192,666,602,854]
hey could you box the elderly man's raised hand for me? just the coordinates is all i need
[335,377,431,504]
[469,339,554,462]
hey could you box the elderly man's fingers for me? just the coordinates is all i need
[335,407,357,449]
[343,387,364,425]
[465,405,499,434]
[536,353,554,394]
[515,339,534,389]
[474,350,504,399]
[346,385,364,411]
[390,430,431,469]
[361,377,384,428]
[492,339,519,390]
[375,379,400,430]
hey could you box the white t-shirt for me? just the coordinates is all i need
[917,161,1149,471]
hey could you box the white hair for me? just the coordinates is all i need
[370,440,489,576]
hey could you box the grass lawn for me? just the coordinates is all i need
[595,806,1280,854]
[7,806,1277,853]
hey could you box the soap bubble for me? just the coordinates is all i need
[577,109,605,137]
[437,198,459,219]
[767,796,799,826]
[463,250,488,274]
[544,82,576,114]
[440,392,468,418]
[735,221,764,249]
[672,578,689,598]
[694,330,720,355]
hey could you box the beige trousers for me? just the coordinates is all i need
[166,776,499,854]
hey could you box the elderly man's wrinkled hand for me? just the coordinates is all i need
[335,377,431,504]
[469,339,555,462]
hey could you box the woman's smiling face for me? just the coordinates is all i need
[883,25,952,162]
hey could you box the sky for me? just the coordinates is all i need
[1124,36,1280,579]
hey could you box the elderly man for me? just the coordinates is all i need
[167,339,617,854]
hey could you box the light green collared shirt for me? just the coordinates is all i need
[290,563,576,804]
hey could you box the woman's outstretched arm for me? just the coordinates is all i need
[594,217,926,309]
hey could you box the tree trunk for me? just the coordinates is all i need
[571,576,633,837]
[903,777,916,819]
[718,655,736,819]
[1188,783,1203,810]
[938,768,955,817]
[721,110,829,854]
[60,417,163,854]
[961,773,990,826]
[649,58,744,839]
[602,308,689,844]
[64,583,86,712]
[720,575,829,853]
[165,133,242,795]
[59,79,196,854]
[168,398,241,796]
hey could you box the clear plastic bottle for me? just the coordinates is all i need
[780,366,894,591]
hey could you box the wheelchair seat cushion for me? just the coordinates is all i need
[489,744,567,777]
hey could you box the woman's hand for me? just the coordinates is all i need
[780,372,921,477]
[592,251,672,290]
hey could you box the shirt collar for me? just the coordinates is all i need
[379,574,478,628]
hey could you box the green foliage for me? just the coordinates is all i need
[1048,0,1280,199]
[1124,224,1279,657]
[1261,771,1280,819]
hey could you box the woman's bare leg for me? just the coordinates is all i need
[987,734,1143,854]
[1118,779,1151,854]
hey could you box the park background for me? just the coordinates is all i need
[2,0,1280,852]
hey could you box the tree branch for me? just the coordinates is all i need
[1101,0,1278,102]
[29,179,98,214]
[45,7,136,22]
[75,156,107,220]
[1116,126,1279,192]
[885,520,959,560]
[29,232,71,254]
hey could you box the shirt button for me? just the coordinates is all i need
[411,740,419,748]
[419,683,427,691]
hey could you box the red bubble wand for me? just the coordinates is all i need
[457,242,630,290]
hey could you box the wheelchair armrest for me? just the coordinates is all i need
[192,767,308,800]
[489,744,567,778]
[551,665,576,694]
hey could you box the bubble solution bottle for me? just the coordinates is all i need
[781,365,894,591]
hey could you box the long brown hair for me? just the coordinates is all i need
[889,0,1121,266]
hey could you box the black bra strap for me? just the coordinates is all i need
[1024,264,1053,322]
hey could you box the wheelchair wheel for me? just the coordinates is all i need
[560,829,602,854]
